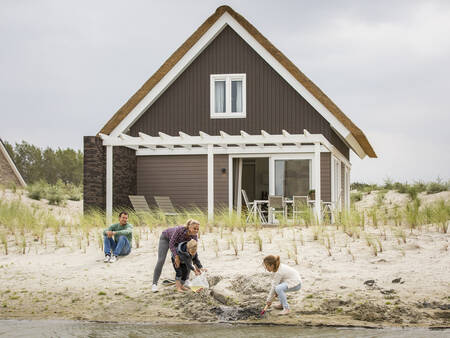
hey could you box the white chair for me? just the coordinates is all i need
[241,190,267,223]
[321,201,334,223]
[268,195,286,224]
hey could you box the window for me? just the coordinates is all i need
[210,74,246,118]
[274,159,311,197]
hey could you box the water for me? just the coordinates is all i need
[0,320,448,338]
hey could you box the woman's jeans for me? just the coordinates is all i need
[104,236,131,256]
[152,234,170,285]
[275,282,301,310]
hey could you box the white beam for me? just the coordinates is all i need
[106,145,113,225]
[236,158,243,218]
[136,144,328,156]
[314,142,321,223]
[220,130,230,138]
[228,155,233,215]
[207,144,214,222]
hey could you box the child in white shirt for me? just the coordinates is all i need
[264,255,302,315]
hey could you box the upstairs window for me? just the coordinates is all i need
[210,74,246,118]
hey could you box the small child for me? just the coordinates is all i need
[171,239,205,292]
[263,255,302,315]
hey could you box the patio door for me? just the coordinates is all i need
[269,154,314,198]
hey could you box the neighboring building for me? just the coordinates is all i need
[84,6,376,220]
[0,139,26,188]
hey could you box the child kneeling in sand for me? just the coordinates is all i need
[171,239,206,292]
[264,255,302,315]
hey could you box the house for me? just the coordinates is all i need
[83,5,376,222]
[0,139,26,188]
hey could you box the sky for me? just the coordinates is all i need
[1,0,449,184]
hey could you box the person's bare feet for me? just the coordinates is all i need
[274,303,283,310]
[279,309,290,315]
[182,285,190,291]
[176,287,185,292]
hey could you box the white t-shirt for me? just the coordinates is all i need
[267,263,302,301]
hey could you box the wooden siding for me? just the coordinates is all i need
[214,154,229,210]
[137,154,228,210]
[130,26,349,159]
[320,153,331,202]
[137,155,207,209]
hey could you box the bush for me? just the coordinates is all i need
[350,192,363,204]
[27,181,49,200]
[66,183,82,201]
[46,185,64,205]
[426,179,449,194]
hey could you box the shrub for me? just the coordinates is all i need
[426,179,449,194]
[46,185,64,205]
[350,192,363,204]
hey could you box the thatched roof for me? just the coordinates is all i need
[99,5,376,158]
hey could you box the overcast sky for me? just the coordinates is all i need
[1,0,449,184]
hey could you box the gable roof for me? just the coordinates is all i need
[0,138,26,187]
[99,5,376,158]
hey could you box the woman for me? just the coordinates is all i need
[151,219,200,292]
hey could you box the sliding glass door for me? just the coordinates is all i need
[274,159,311,197]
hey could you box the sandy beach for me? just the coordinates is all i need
[0,189,449,328]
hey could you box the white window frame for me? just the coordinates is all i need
[331,156,341,210]
[210,73,246,118]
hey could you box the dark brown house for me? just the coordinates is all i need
[84,6,376,221]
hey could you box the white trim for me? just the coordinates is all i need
[331,156,341,211]
[106,145,113,225]
[135,145,327,156]
[228,155,233,214]
[0,140,26,187]
[207,145,214,221]
[101,130,332,150]
[330,145,351,168]
[210,73,246,118]
[344,165,350,210]
[314,142,321,221]
[236,158,243,217]
[107,11,365,157]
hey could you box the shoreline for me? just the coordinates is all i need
[0,317,449,330]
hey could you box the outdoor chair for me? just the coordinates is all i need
[292,195,309,223]
[153,196,179,217]
[321,201,334,223]
[268,195,286,224]
[242,189,267,224]
[128,195,151,213]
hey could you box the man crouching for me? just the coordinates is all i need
[103,211,133,263]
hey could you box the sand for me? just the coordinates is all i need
[0,190,449,328]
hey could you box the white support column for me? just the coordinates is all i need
[314,142,321,223]
[207,145,214,222]
[228,155,233,215]
[106,145,113,225]
[236,158,243,218]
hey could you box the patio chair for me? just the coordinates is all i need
[128,195,151,213]
[153,196,179,216]
[292,195,309,223]
[268,195,286,224]
[321,201,334,223]
[242,189,267,223]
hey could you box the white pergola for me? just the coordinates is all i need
[100,129,344,223]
